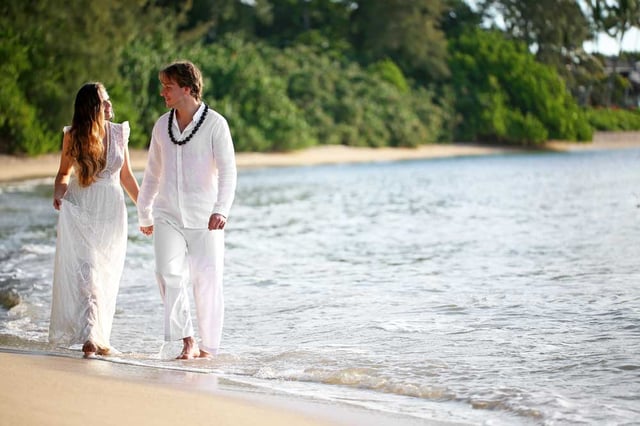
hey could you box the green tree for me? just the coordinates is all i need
[0,27,52,154]
[585,0,640,105]
[480,0,590,52]
[171,0,272,42]
[479,0,592,96]
[586,0,640,49]
[241,0,354,57]
[351,0,450,82]
[449,28,592,145]
[189,37,317,151]
[0,0,172,154]
[441,0,483,38]
[115,29,184,148]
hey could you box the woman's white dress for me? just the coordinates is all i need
[49,121,130,350]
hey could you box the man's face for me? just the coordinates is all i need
[160,76,190,109]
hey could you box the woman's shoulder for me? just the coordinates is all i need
[110,121,130,139]
[109,121,130,131]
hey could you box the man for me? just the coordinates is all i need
[138,61,237,359]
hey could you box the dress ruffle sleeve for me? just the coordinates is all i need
[121,121,130,146]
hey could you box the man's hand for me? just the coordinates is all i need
[208,213,227,230]
[140,225,154,236]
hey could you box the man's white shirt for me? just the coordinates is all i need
[137,103,237,228]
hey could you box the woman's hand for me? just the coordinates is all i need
[140,225,154,236]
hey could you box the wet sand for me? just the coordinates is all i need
[0,350,335,426]
[0,349,436,426]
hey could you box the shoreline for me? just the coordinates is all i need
[0,348,439,426]
[2,131,639,183]
[0,349,333,426]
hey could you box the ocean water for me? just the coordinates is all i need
[1,149,639,425]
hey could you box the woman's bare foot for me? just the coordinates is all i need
[96,346,110,356]
[177,337,199,359]
[82,341,97,358]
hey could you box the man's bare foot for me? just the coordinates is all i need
[82,341,97,358]
[198,350,212,359]
[177,337,199,359]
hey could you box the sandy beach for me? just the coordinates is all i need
[2,131,639,183]
[0,143,513,183]
[1,349,432,426]
[0,350,336,426]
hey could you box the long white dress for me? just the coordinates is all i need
[49,121,130,351]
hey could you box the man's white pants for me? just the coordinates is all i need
[153,217,225,354]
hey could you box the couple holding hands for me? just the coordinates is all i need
[48,61,237,359]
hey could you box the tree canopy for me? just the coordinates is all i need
[1,0,639,155]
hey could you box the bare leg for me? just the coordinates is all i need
[82,341,97,358]
[177,336,199,359]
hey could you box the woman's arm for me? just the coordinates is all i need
[137,123,162,229]
[53,132,74,210]
[120,145,140,204]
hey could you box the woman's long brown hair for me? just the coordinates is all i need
[68,83,106,187]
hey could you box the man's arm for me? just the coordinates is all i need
[211,118,237,221]
[137,123,162,234]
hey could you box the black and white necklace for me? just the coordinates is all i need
[168,104,209,146]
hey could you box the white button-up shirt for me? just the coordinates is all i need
[137,103,237,228]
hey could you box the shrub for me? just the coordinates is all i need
[585,107,640,131]
[449,29,592,145]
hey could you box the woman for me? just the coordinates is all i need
[49,82,139,358]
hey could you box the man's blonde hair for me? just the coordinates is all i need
[159,61,203,101]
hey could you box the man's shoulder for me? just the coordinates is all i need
[154,111,171,125]
[205,106,228,126]
[151,111,171,133]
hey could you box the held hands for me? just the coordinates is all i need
[138,215,225,235]
[140,225,154,236]
[208,213,227,230]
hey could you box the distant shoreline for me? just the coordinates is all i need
[1,131,639,183]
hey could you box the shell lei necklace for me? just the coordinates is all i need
[168,104,209,146]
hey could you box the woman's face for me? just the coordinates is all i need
[99,87,113,121]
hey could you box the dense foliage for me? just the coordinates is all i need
[449,29,593,145]
[1,0,639,155]
[585,107,640,131]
